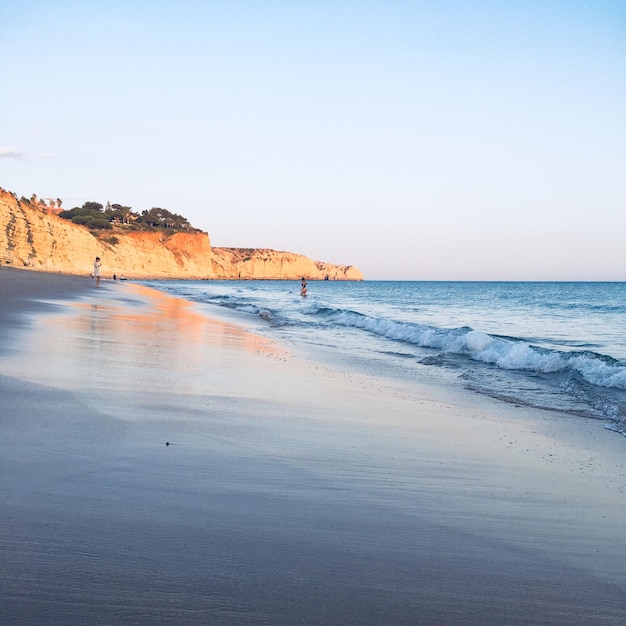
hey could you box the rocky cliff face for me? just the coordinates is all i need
[211,247,363,281]
[0,188,363,280]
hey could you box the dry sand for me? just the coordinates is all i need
[1,268,625,625]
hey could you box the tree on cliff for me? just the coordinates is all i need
[139,207,191,230]
[108,203,135,224]
[82,201,104,212]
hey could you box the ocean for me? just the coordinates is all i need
[143,279,626,437]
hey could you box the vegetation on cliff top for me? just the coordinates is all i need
[59,201,197,233]
[18,193,198,236]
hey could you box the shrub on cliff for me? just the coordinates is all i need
[72,215,112,229]
[60,203,104,222]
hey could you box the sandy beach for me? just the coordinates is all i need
[1,268,626,625]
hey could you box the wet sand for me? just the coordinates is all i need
[1,268,626,625]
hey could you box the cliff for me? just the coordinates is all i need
[0,187,363,280]
[211,247,363,281]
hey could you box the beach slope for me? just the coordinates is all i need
[1,269,625,625]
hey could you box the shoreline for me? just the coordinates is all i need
[1,269,626,624]
[1,265,361,282]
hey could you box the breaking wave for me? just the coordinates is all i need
[308,306,626,391]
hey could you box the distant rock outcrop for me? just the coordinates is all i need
[0,187,362,280]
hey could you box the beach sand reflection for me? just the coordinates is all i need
[6,283,284,397]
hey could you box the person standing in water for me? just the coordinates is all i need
[93,256,102,287]
[300,277,307,297]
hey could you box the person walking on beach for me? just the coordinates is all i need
[93,256,101,287]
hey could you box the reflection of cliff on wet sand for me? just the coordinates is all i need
[11,282,285,398]
[115,283,279,353]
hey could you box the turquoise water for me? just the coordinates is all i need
[143,280,626,435]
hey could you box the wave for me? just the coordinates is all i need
[143,280,626,433]
[540,302,626,314]
[148,282,626,394]
[310,306,626,391]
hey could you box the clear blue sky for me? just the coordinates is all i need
[1,0,625,280]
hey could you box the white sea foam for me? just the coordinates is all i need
[570,355,626,389]
[328,310,626,390]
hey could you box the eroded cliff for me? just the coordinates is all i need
[0,188,363,280]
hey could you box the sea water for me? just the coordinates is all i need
[142,280,626,436]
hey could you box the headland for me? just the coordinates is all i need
[0,187,362,280]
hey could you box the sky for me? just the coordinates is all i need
[1,0,625,280]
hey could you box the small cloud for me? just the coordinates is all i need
[0,145,54,160]
[0,145,28,160]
